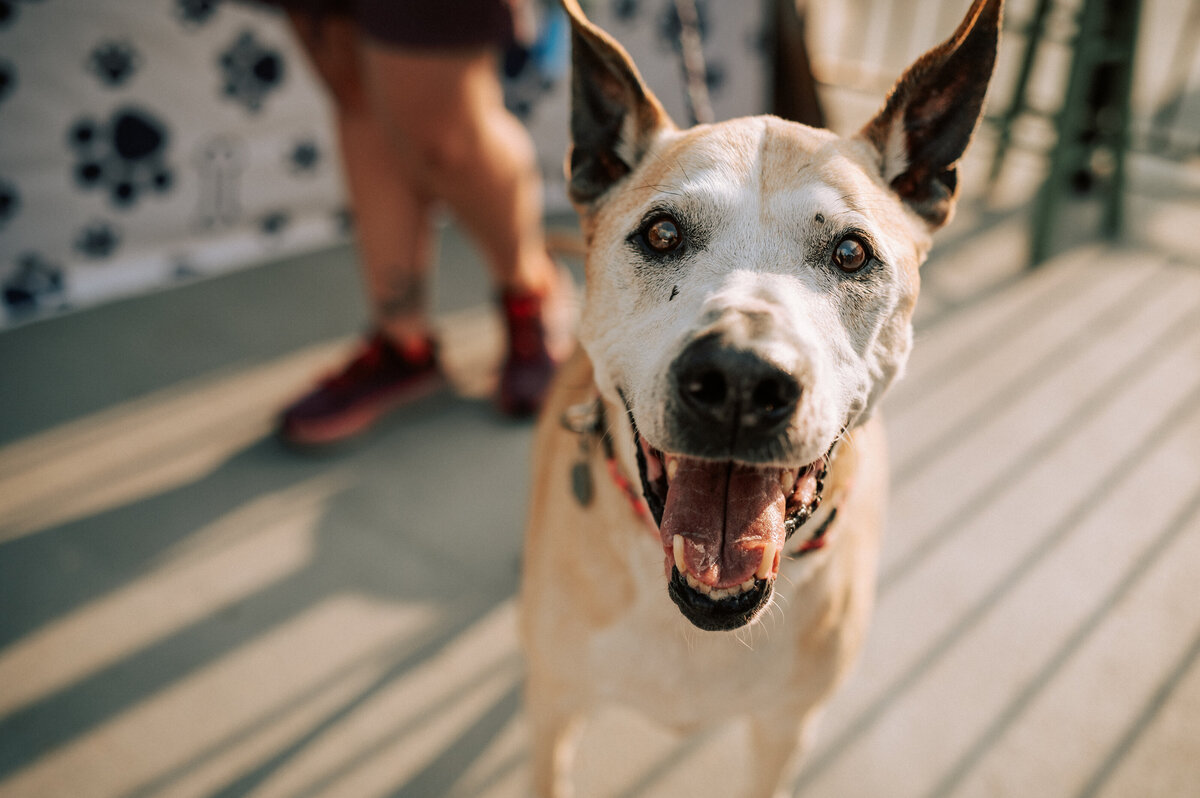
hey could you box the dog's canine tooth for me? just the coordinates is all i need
[780,469,794,493]
[756,541,779,580]
[666,457,679,481]
[672,534,687,573]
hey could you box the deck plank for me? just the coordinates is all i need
[796,255,1200,797]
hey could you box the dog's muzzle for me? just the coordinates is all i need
[624,335,831,632]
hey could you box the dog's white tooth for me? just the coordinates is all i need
[780,469,793,492]
[672,534,687,573]
[667,457,679,481]
[741,577,756,592]
[756,541,779,580]
[686,572,701,590]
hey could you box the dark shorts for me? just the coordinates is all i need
[260,0,519,49]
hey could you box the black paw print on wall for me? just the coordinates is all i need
[259,209,290,237]
[502,46,542,120]
[4,252,64,317]
[287,139,321,174]
[219,30,285,113]
[0,0,44,30]
[87,40,140,88]
[0,179,18,228]
[74,220,122,259]
[69,106,174,209]
[175,0,221,28]
[0,59,15,105]
[612,0,640,23]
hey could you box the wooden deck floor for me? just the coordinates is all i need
[1,243,1198,797]
[799,247,1200,798]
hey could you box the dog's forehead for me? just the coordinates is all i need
[584,115,928,294]
[630,117,907,229]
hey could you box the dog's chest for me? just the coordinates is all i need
[584,534,813,730]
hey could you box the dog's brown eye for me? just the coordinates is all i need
[833,236,869,272]
[645,216,682,252]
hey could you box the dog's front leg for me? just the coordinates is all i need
[745,710,823,798]
[526,673,584,798]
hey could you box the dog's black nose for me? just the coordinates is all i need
[673,335,800,433]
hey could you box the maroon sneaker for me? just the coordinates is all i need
[497,287,563,417]
[279,331,446,446]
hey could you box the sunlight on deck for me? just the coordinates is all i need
[0,342,349,543]
[0,476,341,718]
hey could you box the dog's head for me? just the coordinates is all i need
[562,0,1001,630]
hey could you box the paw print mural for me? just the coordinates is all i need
[0,59,14,105]
[69,106,174,209]
[87,40,140,88]
[74,220,122,259]
[219,30,285,113]
[4,252,64,317]
[175,0,221,27]
[612,0,640,23]
[287,138,321,174]
[0,0,43,30]
[259,209,290,237]
[0,179,18,228]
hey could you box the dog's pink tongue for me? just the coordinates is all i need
[660,458,786,588]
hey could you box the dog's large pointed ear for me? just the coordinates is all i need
[859,0,1002,229]
[561,0,675,206]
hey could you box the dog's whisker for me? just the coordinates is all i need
[635,183,685,196]
[761,595,784,638]
[676,620,697,654]
[733,625,755,651]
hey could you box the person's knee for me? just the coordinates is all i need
[403,108,532,186]
[401,118,485,181]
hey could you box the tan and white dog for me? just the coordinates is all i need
[520,1,1002,795]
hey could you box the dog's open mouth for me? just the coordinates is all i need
[634,429,828,631]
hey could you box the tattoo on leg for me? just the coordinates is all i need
[376,272,428,321]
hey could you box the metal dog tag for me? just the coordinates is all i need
[571,461,594,507]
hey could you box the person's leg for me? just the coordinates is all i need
[358,43,559,299]
[358,43,564,415]
[286,10,437,353]
[278,10,446,446]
